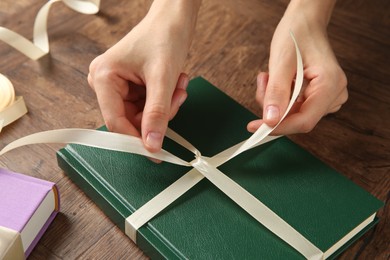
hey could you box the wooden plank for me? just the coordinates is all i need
[0,0,388,259]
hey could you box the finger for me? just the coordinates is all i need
[323,86,348,114]
[94,77,140,137]
[87,73,94,90]
[247,119,263,133]
[328,105,342,114]
[142,73,178,153]
[247,72,270,133]
[296,78,310,103]
[264,46,296,127]
[270,94,328,135]
[169,73,188,120]
[247,99,302,133]
[125,81,146,102]
[140,73,188,156]
[255,72,269,109]
[124,100,145,131]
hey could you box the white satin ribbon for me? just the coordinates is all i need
[0,74,28,133]
[0,0,101,131]
[126,34,323,260]
[0,33,325,259]
[124,134,281,242]
[0,226,24,260]
[0,0,100,60]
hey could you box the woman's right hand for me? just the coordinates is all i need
[88,0,201,153]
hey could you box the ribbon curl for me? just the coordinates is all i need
[0,0,100,60]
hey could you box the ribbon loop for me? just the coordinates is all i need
[191,153,210,169]
[1,0,100,60]
[188,150,203,166]
[62,0,101,14]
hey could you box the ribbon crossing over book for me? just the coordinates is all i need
[0,33,383,259]
[56,77,383,259]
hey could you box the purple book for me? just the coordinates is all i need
[0,168,60,258]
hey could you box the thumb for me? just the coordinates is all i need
[141,75,176,153]
[264,54,296,127]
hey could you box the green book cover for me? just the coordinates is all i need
[57,77,383,259]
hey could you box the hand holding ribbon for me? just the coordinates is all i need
[0,32,325,259]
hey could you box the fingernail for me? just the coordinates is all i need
[178,76,189,90]
[146,132,163,151]
[266,105,279,121]
[179,93,187,106]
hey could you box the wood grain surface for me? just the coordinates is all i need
[0,0,389,259]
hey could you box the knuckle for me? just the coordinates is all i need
[263,83,290,111]
[87,73,94,89]
[330,105,342,113]
[333,67,348,105]
[267,82,286,96]
[339,73,349,104]
[88,55,102,77]
[341,89,349,104]
[145,104,170,121]
[88,55,117,84]
[331,66,348,92]
[255,94,264,106]
[264,81,290,103]
[299,120,316,133]
[338,69,348,89]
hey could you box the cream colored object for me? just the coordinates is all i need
[0,74,28,133]
[0,226,24,260]
[0,0,100,60]
[0,74,15,110]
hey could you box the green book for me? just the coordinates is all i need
[57,77,383,259]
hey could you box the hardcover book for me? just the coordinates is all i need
[0,168,60,259]
[57,77,383,259]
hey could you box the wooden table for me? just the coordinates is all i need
[1,0,389,259]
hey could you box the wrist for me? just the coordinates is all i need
[144,0,201,48]
[147,1,201,31]
[287,0,336,28]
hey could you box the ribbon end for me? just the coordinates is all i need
[125,217,138,244]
